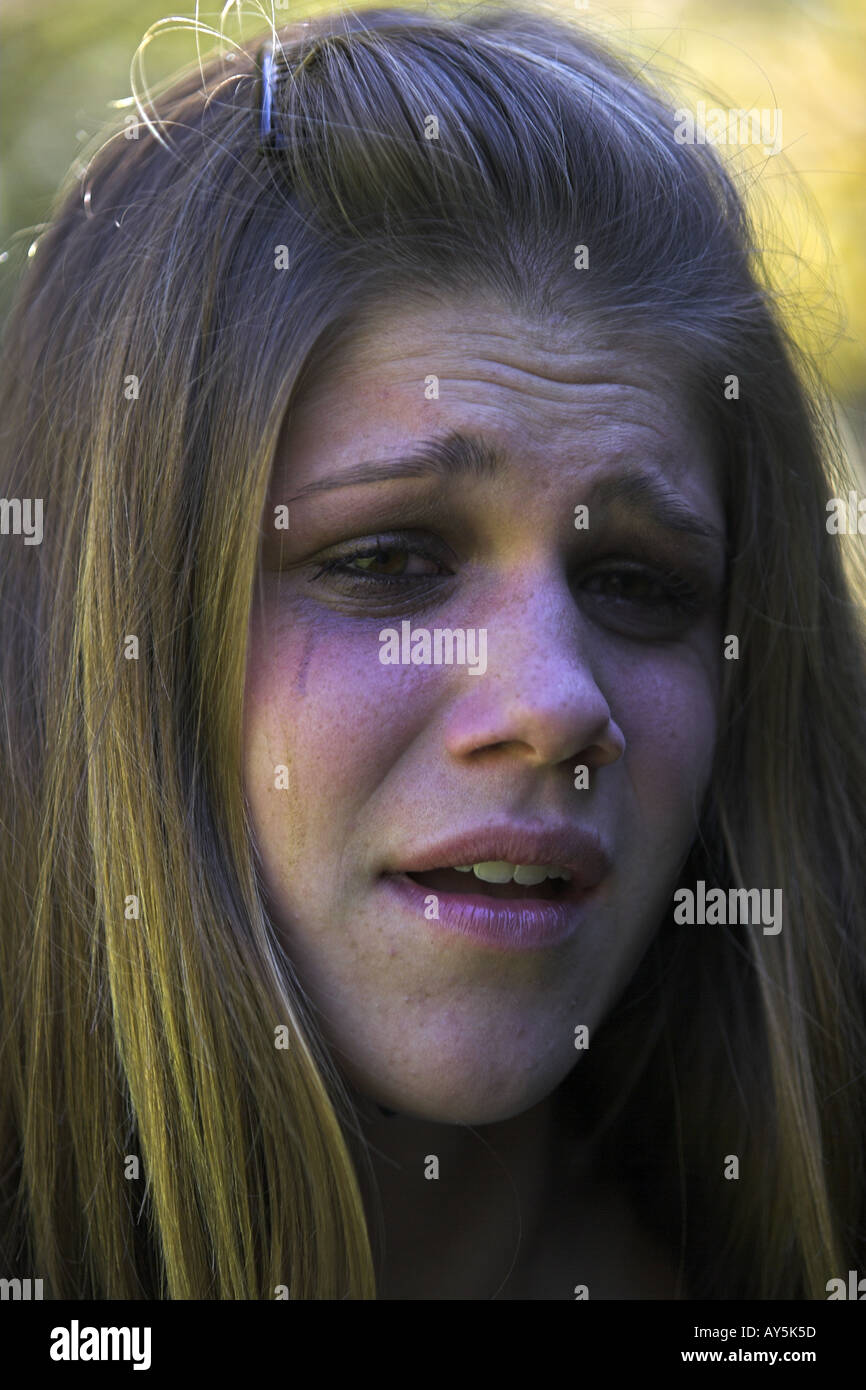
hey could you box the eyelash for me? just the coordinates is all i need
[310,537,447,590]
[582,563,703,613]
[309,535,705,615]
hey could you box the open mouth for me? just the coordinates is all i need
[402,867,573,902]
[382,853,598,949]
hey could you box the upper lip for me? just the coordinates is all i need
[386,823,612,892]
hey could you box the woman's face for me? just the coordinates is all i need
[243,296,726,1125]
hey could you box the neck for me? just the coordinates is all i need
[350,1089,578,1299]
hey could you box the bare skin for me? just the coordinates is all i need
[243,294,723,1296]
[354,1090,682,1299]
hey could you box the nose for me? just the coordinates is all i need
[441,568,625,771]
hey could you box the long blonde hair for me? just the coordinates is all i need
[1,2,864,1298]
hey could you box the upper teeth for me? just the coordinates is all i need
[453,861,572,885]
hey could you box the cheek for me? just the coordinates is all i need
[241,612,442,863]
[607,640,720,823]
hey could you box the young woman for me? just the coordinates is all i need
[1,2,864,1300]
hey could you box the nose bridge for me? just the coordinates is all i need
[486,564,589,689]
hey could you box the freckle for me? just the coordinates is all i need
[293,624,316,696]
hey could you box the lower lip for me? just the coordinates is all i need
[381,872,599,951]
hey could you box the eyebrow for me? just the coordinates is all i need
[590,470,726,545]
[286,430,503,497]
[285,427,725,546]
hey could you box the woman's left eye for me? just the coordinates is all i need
[582,567,690,605]
[577,562,709,634]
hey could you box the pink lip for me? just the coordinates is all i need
[380,822,611,951]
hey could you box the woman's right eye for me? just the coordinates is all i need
[308,535,452,591]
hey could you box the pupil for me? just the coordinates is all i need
[358,549,403,574]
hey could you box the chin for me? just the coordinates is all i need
[357,1064,569,1127]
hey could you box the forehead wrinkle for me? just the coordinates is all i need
[333,307,665,387]
[280,308,717,503]
[377,358,674,405]
[448,407,701,477]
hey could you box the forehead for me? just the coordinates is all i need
[277,296,719,501]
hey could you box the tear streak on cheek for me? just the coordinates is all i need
[292,622,317,697]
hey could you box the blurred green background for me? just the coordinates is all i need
[1,0,864,467]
